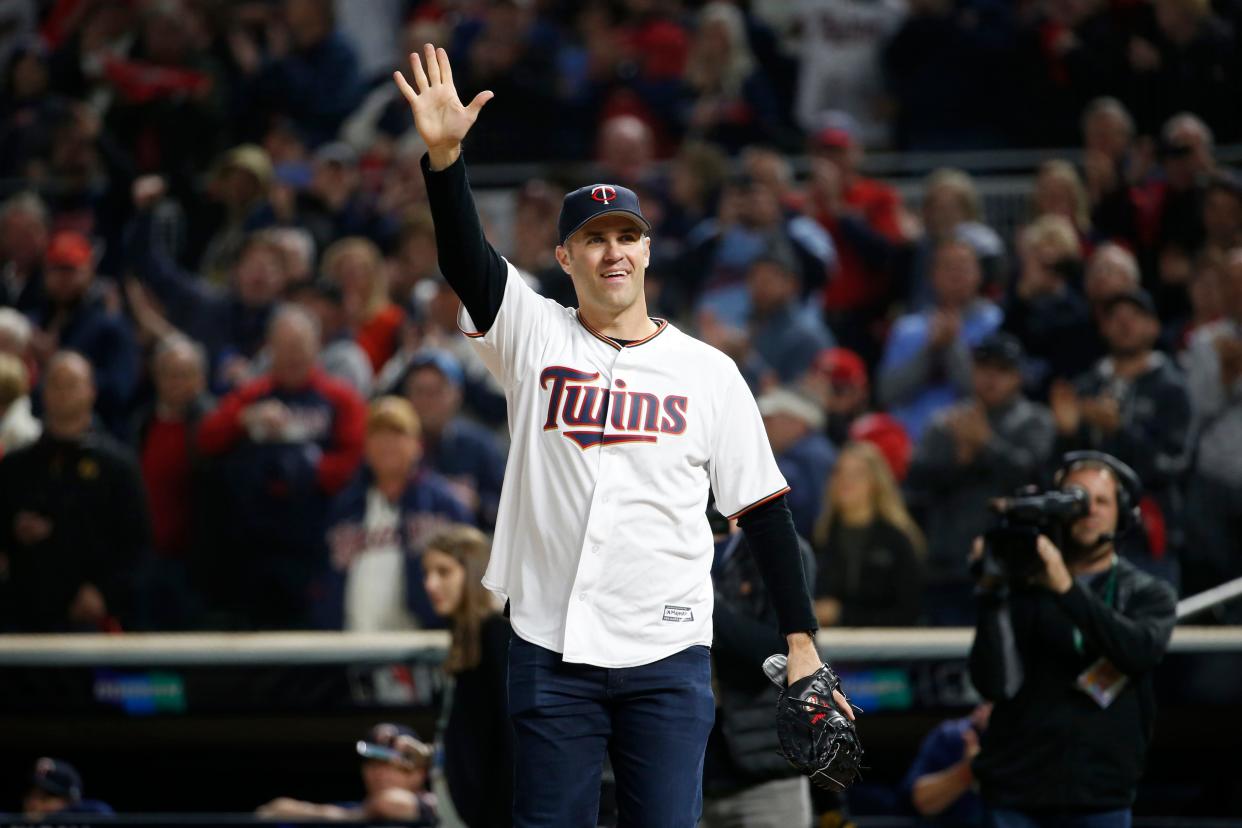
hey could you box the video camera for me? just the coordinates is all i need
[979,486,1090,582]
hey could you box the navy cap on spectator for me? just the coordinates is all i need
[356,723,432,770]
[1157,135,1195,159]
[1103,288,1157,317]
[972,332,1025,368]
[29,758,82,802]
[557,184,650,245]
[407,349,464,388]
[289,278,344,306]
[750,241,800,273]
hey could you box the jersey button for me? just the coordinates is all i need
[578,592,588,602]
[591,544,601,554]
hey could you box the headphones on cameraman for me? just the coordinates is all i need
[1053,450,1142,536]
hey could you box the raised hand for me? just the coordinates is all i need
[1049,379,1081,435]
[392,44,493,170]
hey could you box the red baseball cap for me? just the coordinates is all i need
[814,348,868,388]
[813,127,855,150]
[849,413,912,482]
[45,231,93,268]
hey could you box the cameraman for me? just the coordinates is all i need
[968,452,1176,828]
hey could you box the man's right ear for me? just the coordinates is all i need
[555,244,572,275]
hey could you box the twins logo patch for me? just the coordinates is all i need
[805,694,827,725]
[662,605,694,623]
[591,185,617,204]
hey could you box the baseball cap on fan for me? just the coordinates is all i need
[356,723,432,769]
[557,184,651,245]
[811,110,862,151]
[814,348,868,389]
[29,757,82,802]
[45,231,93,269]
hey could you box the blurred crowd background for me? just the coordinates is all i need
[2,0,1242,824]
[2,0,1240,635]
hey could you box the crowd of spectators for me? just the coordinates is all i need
[0,0,1241,638]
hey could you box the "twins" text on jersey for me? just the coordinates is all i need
[539,365,688,449]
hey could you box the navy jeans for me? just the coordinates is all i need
[985,808,1132,828]
[507,635,716,827]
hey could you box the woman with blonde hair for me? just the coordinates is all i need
[682,1,789,152]
[1008,213,1095,396]
[812,441,925,627]
[1015,213,1084,301]
[0,351,40,456]
[422,524,512,827]
[923,168,984,238]
[1032,160,1091,240]
[321,237,406,372]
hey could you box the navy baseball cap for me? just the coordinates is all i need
[356,723,432,769]
[30,757,82,802]
[1103,288,1157,318]
[972,332,1024,368]
[406,349,464,388]
[557,184,650,245]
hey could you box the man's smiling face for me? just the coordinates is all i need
[556,214,651,319]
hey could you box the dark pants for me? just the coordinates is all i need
[985,808,1131,828]
[507,635,715,828]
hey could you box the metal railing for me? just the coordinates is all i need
[1,625,1238,667]
[3,577,1238,667]
[439,143,1242,187]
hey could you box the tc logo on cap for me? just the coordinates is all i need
[591,185,617,204]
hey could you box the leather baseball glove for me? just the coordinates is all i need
[763,653,863,792]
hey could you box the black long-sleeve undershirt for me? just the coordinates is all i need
[738,496,819,637]
[420,152,508,331]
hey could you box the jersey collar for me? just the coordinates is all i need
[575,311,668,350]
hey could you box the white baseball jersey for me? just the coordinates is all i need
[462,262,789,668]
[792,0,907,146]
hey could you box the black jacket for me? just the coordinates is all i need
[814,518,923,626]
[906,396,1056,586]
[442,613,513,827]
[1060,353,1193,496]
[0,429,152,631]
[1001,287,1097,400]
[1059,352,1194,552]
[969,556,1177,810]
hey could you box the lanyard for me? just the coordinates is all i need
[1072,556,1118,655]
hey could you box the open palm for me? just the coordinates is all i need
[393,44,493,155]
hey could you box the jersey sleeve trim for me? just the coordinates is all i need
[457,262,517,338]
[726,486,792,521]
